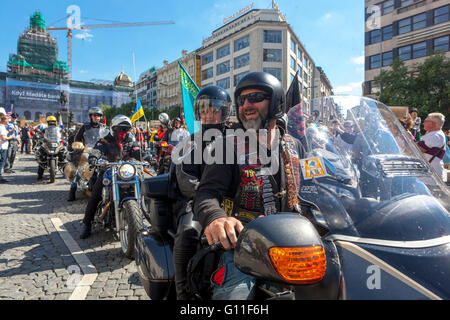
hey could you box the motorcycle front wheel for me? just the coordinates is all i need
[119,200,141,260]
[49,158,57,183]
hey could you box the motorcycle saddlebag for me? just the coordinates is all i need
[135,231,174,300]
[142,174,169,198]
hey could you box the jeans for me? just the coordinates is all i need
[5,140,18,170]
[0,149,8,178]
[211,251,256,300]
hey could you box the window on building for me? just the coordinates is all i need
[290,73,295,84]
[234,35,250,52]
[290,56,296,70]
[234,71,250,87]
[263,68,281,81]
[263,49,282,62]
[234,53,250,69]
[263,30,282,43]
[217,44,230,59]
[298,65,302,75]
[303,71,308,82]
[399,45,411,61]
[433,35,449,53]
[297,49,302,60]
[290,39,296,53]
[434,5,449,25]
[412,13,426,31]
[201,67,213,81]
[369,54,381,69]
[382,0,394,15]
[202,52,213,65]
[412,41,427,59]
[382,25,393,41]
[398,17,411,34]
[369,29,381,44]
[217,60,230,75]
[216,77,230,89]
[382,51,393,66]
[304,56,308,68]
[400,0,421,8]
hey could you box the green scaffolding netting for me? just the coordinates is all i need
[30,11,46,30]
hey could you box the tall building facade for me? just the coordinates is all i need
[196,5,317,112]
[133,67,158,109]
[313,66,334,99]
[364,0,450,97]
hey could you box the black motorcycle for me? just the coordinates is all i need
[135,96,450,300]
[90,153,150,259]
[35,126,68,183]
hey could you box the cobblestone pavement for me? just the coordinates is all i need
[0,154,150,300]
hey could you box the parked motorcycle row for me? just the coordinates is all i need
[31,96,450,300]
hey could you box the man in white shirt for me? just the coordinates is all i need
[417,112,446,180]
[0,115,14,183]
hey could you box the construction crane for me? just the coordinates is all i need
[47,20,175,79]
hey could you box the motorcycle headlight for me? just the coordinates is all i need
[118,163,136,180]
[50,143,59,148]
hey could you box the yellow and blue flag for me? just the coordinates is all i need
[130,98,144,123]
[178,61,200,133]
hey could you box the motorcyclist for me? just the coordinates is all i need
[173,85,232,299]
[4,113,20,174]
[192,72,305,300]
[37,116,59,181]
[79,115,142,239]
[68,107,108,201]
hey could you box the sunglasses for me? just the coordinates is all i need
[237,92,270,106]
[92,114,102,117]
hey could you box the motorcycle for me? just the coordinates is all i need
[90,151,150,259]
[135,96,450,300]
[64,127,109,196]
[35,126,68,183]
[155,141,174,175]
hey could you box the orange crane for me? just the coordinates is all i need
[47,20,175,79]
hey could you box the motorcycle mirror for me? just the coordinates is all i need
[234,214,327,285]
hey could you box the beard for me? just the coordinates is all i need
[239,107,268,130]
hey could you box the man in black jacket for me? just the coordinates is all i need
[193,72,304,300]
[79,115,141,239]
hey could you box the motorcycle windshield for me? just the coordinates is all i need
[287,96,450,241]
[44,126,61,143]
[84,127,109,147]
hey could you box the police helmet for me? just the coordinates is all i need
[88,107,103,117]
[46,116,57,126]
[158,113,170,126]
[234,72,285,127]
[193,85,231,124]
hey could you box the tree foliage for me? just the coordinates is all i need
[374,54,450,121]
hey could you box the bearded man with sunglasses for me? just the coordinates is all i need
[192,72,305,300]
[79,115,142,239]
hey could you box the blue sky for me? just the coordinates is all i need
[0,0,365,95]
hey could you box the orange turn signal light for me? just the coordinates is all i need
[160,142,168,147]
[269,246,327,284]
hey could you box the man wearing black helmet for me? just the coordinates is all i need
[172,85,232,299]
[193,72,305,300]
[68,107,109,201]
[79,115,141,239]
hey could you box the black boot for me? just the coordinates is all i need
[80,223,92,239]
[67,186,77,202]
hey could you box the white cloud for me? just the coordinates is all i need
[74,29,94,42]
[79,69,88,74]
[318,12,333,24]
[334,82,362,94]
[351,56,365,65]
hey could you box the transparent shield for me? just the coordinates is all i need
[44,126,61,143]
[83,127,110,147]
[286,96,450,240]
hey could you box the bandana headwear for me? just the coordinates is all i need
[117,131,127,142]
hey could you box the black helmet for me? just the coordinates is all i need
[194,85,231,124]
[234,72,285,127]
[11,113,19,119]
